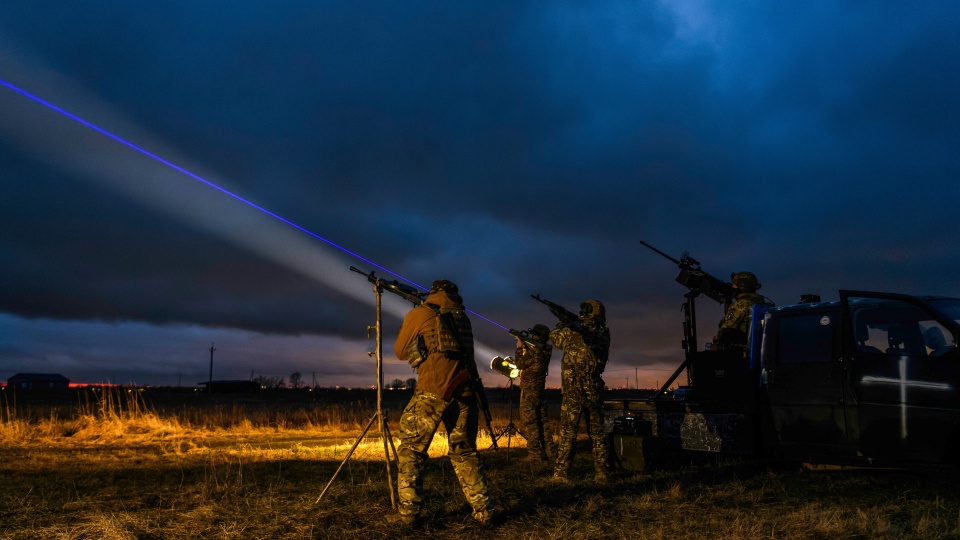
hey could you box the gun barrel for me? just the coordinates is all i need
[531,294,579,326]
[350,266,424,305]
[639,241,681,265]
[640,244,736,305]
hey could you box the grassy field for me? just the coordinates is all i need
[2,387,959,539]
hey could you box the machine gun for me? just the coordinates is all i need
[350,266,425,305]
[351,266,498,449]
[639,242,736,306]
[531,294,580,327]
[640,241,742,395]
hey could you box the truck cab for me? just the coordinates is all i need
[607,290,960,470]
[760,290,960,466]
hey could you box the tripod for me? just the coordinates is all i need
[492,377,520,448]
[316,278,398,507]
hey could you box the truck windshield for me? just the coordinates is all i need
[929,299,960,325]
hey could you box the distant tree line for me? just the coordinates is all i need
[248,372,415,390]
[388,378,417,390]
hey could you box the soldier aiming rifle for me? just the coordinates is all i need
[351,267,498,444]
[389,278,496,526]
[532,294,613,483]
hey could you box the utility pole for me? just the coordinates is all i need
[635,367,639,390]
[208,342,216,393]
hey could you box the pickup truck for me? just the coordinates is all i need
[606,290,960,470]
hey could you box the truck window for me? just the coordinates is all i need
[777,312,835,364]
[850,298,954,356]
[929,298,960,325]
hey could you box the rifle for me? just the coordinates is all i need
[351,266,499,449]
[508,328,545,349]
[461,357,499,450]
[530,294,580,326]
[639,241,736,305]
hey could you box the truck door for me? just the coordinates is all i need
[841,291,960,464]
[761,305,855,459]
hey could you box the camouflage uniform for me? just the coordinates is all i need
[551,300,611,481]
[717,272,774,347]
[392,280,493,524]
[514,324,555,460]
[396,391,489,518]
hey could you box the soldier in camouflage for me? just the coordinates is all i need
[514,323,556,462]
[716,272,774,348]
[389,280,494,527]
[550,300,612,483]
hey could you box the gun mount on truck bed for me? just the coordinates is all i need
[608,290,960,471]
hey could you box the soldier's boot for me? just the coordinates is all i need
[593,468,609,484]
[523,442,550,462]
[385,511,421,528]
[550,465,574,485]
[472,507,497,526]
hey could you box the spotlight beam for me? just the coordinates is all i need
[0,77,509,332]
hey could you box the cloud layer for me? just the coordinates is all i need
[2,2,958,387]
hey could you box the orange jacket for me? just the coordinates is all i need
[393,289,473,397]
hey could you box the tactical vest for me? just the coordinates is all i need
[406,304,473,368]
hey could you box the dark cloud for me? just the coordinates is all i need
[2,2,959,387]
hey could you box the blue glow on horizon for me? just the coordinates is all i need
[0,77,510,332]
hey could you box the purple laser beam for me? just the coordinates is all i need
[0,77,510,331]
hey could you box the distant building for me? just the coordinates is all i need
[7,373,70,391]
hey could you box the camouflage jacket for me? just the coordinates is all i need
[717,292,772,344]
[515,341,552,392]
[550,321,610,390]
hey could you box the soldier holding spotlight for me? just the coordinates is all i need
[514,323,556,462]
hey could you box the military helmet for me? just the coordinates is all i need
[579,299,606,320]
[530,323,550,344]
[731,272,761,292]
[429,279,459,295]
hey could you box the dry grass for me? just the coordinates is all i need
[2,389,959,539]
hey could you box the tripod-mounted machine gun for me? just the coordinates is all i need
[349,266,501,451]
[317,266,417,506]
[639,241,737,394]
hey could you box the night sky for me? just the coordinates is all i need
[2,2,959,389]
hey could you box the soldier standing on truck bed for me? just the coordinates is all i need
[550,300,612,484]
[716,271,774,349]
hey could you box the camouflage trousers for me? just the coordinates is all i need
[518,386,555,458]
[396,390,492,517]
[554,390,610,476]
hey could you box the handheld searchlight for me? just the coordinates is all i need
[490,356,519,380]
